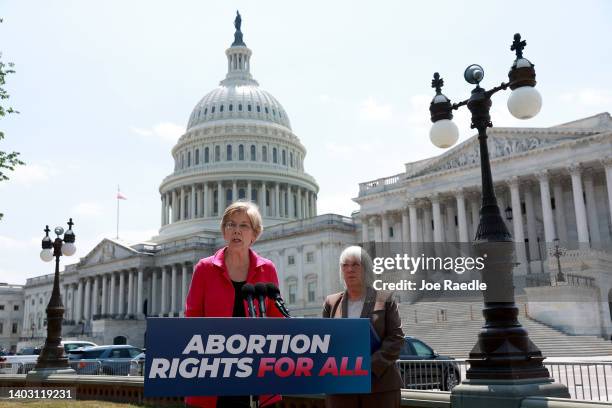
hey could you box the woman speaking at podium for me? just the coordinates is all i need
[322,246,404,408]
[185,201,284,408]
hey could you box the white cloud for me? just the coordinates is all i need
[359,97,393,121]
[2,162,59,187]
[129,122,185,143]
[72,202,104,217]
[560,89,612,107]
[0,235,38,250]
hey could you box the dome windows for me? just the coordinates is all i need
[239,104,243,111]
[239,144,244,161]
[257,105,261,113]
[187,151,191,167]
[204,147,210,163]
[229,104,233,111]
[220,105,224,112]
[272,109,276,116]
[290,152,293,167]
[215,146,220,162]
[211,106,216,113]
[272,147,278,163]
[248,104,252,112]
[204,108,208,115]
[250,145,256,161]
[265,107,269,114]
[262,146,268,162]
[195,149,200,165]
[227,145,232,161]
[282,150,286,166]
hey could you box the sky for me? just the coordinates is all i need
[1,0,611,285]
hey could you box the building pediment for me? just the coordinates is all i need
[78,239,140,267]
[407,120,610,178]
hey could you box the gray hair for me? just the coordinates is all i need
[338,245,374,289]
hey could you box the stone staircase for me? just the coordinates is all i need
[398,298,612,358]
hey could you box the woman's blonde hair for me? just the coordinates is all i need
[338,245,374,289]
[220,200,264,240]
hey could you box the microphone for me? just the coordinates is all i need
[241,283,257,317]
[265,283,292,318]
[254,283,267,318]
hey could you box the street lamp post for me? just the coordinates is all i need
[551,238,567,283]
[27,219,77,378]
[428,34,569,406]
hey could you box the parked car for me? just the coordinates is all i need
[69,345,143,375]
[0,341,98,374]
[398,336,460,391]
[128,352,145,376]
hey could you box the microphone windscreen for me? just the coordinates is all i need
[265,282,280,298]
[254,282,267,297]
[241,283,255,297]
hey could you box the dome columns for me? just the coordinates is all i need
[160,180,316,226]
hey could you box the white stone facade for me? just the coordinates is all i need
[0,283,24,352]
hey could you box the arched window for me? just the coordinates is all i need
[238,188,246,199]
[229,104,233,111]
[250,145,256,161]
[262,146,268,162]
[181,153,185,169]
[204,108,208,115]
[251,189,258,203]
[195,149,199,165]
[265,107,269,114]
[204,147,209,163]
[220,105,224,112]
[257,105,261,113]
[187,151,191,167]
[239,144,244,161]
[211,106,215,113]
[213,189,218,214]
[215,146,220,162]
[290,152,293,167]
[227,145,232,161]
[248,104,252,112]
[238,104,243,111]
[226,189,233,204]
[282,150,286,165]
[273,148,278,163]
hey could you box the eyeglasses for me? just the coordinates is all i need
[224,222,253,232]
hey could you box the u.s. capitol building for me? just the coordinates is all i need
[11,16,612,351]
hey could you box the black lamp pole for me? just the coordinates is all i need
[29,219,76,376]
[552,238,566,283]
[429,34,550,381]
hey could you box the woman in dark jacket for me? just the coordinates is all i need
[322,246,404,408]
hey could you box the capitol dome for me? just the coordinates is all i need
[156,12,319,242]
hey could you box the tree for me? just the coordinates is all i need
[0,18,24,221]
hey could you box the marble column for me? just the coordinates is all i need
[180,187,186,221]
[361,216,369,243]
[204,182,209,217]
[431,195,443,242]
[161,266,168,315]
[423,207,433,242]
[232,180,237,203]
[151,268,158,316]
[524,184,539,260]
[118,270,125,315]
[181,263,189,314]
[381,212,390,242]
[537,170,556,244]
[552,178,568,243]
[401,209,410,242]
[297,187,302,219]
[445,200,457,242]
[91,276,99,318]
[508,177,528,272]
[161,195,165,226]
[218,181,224,213]
[408,201,419,242]
[262,182,267,217]
[569,164,590,243]
[127,269,134,315]
[171,264,178,315]
[583,171,601,244]
[109,273,116,315]
[137,268,144,315]
[275,183,280,217]
[83,278,91,322]
[191,184,196,219]
[101,274,107,315]
[247,180,252,202]
[171,189,178,222]
[603,157,612,228]
[288,186,294,218]
[455,190,469,243]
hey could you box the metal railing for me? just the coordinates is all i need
[397,359,612,402]
[0,360,144,376]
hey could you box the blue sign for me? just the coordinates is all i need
[144,317,371,397]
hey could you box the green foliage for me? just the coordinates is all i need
[0,17,25,221]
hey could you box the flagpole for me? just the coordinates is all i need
[116,185,120,240]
